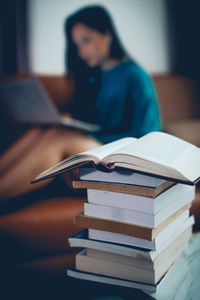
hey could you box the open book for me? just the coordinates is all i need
[33,131,200,184]
[0,78,101,133]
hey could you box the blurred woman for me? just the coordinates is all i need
[65,5,161,143]
[0,5,161,202]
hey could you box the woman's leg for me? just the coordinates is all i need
[0,127,101,200]
[0,128,42,176]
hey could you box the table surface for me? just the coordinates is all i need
[74,232,200,300]
[146,232,200,300]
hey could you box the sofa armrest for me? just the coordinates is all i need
[152,74,200,126]
[164,119,200,147]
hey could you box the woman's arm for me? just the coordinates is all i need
[95,68,162,144]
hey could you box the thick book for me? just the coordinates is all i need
[86,226,191,271]
[75,235,189,285]
[88,213,193,250]
[67,265,160,292]
[84,184,194,228]
[33,131,200,184]
[73,180,175,198]
[0,78,101,133]
[74,204,190,242]
[69,213,193,259]
[86,184,193,214]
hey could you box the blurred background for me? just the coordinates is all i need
[0,1,200,299]
[0,0,200,81]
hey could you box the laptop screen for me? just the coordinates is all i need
[0,78,61,125]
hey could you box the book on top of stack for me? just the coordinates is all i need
[33,132,200,292]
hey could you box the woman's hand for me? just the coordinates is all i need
[61,112,73,119]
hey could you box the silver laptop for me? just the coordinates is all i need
[0,78,101,132]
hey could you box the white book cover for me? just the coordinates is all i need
[84,185,194,228]
[88,213,193,250]
[67,265,159,292]
[75,237,189,284]
[69,212,193,259]
[86,226,192,270]
[80,167,166,187]
[87,184,194,214]
[69,230,152,260]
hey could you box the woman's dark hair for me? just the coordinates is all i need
[65,5,127,78]
[64,5,128,122]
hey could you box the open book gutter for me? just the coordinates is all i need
[31,162,198,185]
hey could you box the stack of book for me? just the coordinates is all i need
[33,132,200,292]
[67,167,194,292]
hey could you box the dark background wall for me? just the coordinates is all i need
[0,0,200,83]
[0,0,29,78]
[167,0,200,80]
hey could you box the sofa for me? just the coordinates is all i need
[0,73,200,283]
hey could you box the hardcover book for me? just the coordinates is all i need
[85,184,194,215]
[74,204,190,242]
[88,213,193,250]
[67,265,160,292]
[79,167,171,187]
[84,184,193,228]
[69,214,193,257]
[73,180,175,198]
[75,234,189,285]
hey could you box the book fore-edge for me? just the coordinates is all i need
[74,204,190,241]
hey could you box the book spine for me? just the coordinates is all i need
[96,162,115,172]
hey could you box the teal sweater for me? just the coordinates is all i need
[92,60,161,143]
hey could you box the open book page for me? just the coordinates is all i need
[173,146,200,182]
[105,132,198,167]
[82,137,136,161]
[33,137,135,182]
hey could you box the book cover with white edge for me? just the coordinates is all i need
[86,226,192,271]
[75,236,189,285]
[84,185,194,228]
[88,213,193,250]
[67,265,159,292]
[87,183,194,214]
[69,213,193,256]
[80,167,167,187]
